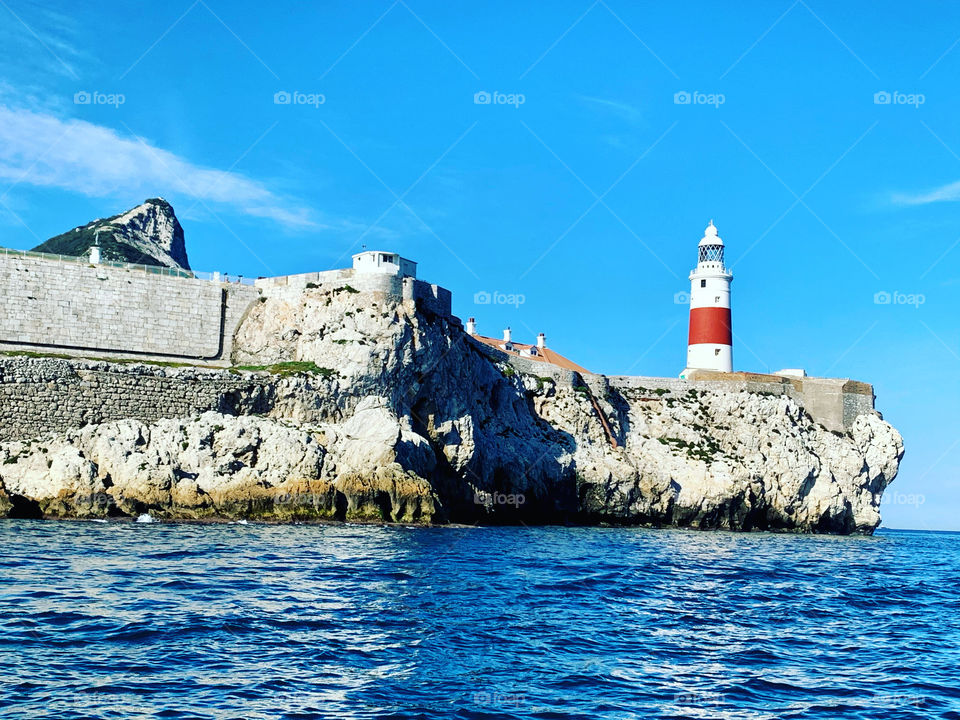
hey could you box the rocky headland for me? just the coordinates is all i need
[0,278,903,533]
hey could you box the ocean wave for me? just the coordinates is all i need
[0,524,955,719]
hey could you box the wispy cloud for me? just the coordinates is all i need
[892,179,960,206]
[0,105,319,229]
[577,95,643,124]
[0,0,88,80]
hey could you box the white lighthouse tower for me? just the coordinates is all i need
[681,221,733,377]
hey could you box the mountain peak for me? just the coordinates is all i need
[33,199,190,270]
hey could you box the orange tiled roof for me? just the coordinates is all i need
[472,334,590,374]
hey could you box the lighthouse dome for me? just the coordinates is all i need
[698,220,723,246]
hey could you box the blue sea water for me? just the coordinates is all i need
[1,522,959,720]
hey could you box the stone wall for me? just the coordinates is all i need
[0,254,258,364]
[0,254,455,367]
[403,277,453,318]
[0,252,873,440]
[0,357,274,442]
[258,270,453,318]
[0,348,876,446]
[255,268,354,301]
[474,339,579,388]
[257,268,402,305]
[606,371,875,432]
[490,348,875,433]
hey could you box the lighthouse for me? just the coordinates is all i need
[682,221,733,376]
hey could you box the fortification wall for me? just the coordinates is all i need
[0,253,456,368]
[255,268,353,299]
[258,270,453,318]
[257,269,405,305]
[403,278,453,318]
[0,357,275,442]
[479,337,875,434]
[794,377,875,431]
[0,254,258,364]
[606,371,874,432]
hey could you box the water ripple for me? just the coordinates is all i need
[0,522,958,718]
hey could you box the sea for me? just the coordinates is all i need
[1,521,958,719]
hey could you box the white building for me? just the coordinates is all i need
[352,250,417,278]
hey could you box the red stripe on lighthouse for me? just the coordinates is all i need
[688,307,732,345]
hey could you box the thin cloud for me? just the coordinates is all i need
[0,0,88,79]
[892,180,960,206]
[577,95,643,124]
[0,105,318,229]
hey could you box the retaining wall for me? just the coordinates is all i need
[0,357,274,442]
[0,254,258,364]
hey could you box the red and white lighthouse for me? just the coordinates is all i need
[682,221,733,376]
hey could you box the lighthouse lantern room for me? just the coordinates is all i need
[681,221,733,377]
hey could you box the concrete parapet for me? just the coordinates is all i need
[255,268,352,291]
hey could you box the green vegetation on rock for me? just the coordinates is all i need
[230,361,337,378]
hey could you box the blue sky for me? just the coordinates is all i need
[0,0,957,530]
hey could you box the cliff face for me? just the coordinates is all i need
[32,198,190,270]
[0,285,903,533]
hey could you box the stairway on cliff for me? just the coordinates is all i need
[583,385,619,449]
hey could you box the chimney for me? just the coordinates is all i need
[90,230,101,265]
[503,327,512,343]
[466,317,476,335]
[537,332,546,349]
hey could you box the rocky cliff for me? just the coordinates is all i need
[0,284,903,533]
[32,198,190,269]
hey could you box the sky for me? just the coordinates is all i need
[0,0,957,530]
